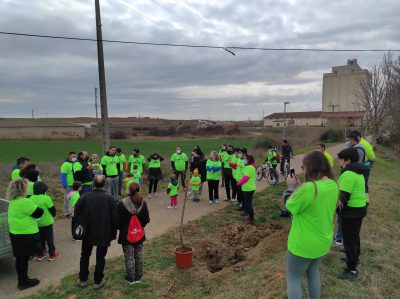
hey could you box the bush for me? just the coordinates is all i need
[147,127,176,136]
[320,129,344,142]
[253,137,279,150]
[225,125,240,135]
[110,130,127,139]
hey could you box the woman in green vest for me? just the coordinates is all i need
[206,151,222,204]
[7,179,44,290]
[147,152,164,198]
[285,151,338,299]
[337,148,367,280]
[236,154,257,225]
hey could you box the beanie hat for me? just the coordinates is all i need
[33,181,48,195]
[193,168,199,175]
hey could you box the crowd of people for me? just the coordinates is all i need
[5,131,375,296]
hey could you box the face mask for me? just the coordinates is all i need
[238,154,242,159]
[345,141,352,148]
[71,157,77,162]
[177,150,182,154]
[243,159,249,165]
[227,150,234,155]
[221,147,226,151]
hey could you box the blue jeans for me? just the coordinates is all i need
[335,213,343,241]
[118,172,124,195]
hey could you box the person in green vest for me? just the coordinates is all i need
[116,148,126,196]
[237,154,257,224]
[171,146,188,190]
[351,130,375,200]
[11,157,30,181]
[68,181,82,216]
[265,145,279,169]
[316,144,334,168]
[147,152,164,198]
[73,151,94,195]
[60,151,77,218]
[89,153,103,176]
[101,146,120,200]
[285,151,338,299]
[218,144,227,187]
[221,145,237,202]
[229,148,246,209]
[128,149,146,176]
[206,151,222,204]
[337,148,367,280]
[24,168,40,198]
[189,168,202,202]
[30,182,60,261]
[7,179,44,290]
[124,165,142,194]
[166,174,179,208]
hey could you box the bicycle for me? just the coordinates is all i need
[256,161,279,185]
[280,156,294,178]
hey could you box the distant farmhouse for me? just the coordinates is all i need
[264,59,369,128]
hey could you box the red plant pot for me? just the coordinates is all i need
[174,246,194,269]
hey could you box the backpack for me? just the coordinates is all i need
[276,152,281,163]
[126,214,144,244]
[72,213,86,240]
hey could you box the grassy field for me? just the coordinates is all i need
[29,147,400,299]
[0,139,259,163]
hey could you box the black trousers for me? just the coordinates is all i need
[174,171,186,188]
[207,180,219,201]
[79,241,108,284]
[15,255,30,283]
[224,169,237,200]
[149,179,158,193]
[342,217,364,271]
[39,224,55,256]
[243,191,255,222]
[236,185,243,204]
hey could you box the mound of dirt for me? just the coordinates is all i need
[195,222,285,273]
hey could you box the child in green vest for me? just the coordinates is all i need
[190,168,202,202]
[68,181,82,242]
[30,182,60,261]
[166,174,179,209]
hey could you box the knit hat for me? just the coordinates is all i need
[193,168,199,175]
[33,181,48,195]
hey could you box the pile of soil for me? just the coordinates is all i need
[195,222,286,273]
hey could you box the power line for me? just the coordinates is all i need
[0,31,399,52]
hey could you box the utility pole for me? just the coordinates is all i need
[283,101,290,140]
[94,87,99,121]
[95,0,110,153]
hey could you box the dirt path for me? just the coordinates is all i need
[0,144,344,298]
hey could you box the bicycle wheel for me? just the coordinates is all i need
[267,168,279,185]
[256,166,264,181]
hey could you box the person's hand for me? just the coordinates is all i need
[286,174,298,185]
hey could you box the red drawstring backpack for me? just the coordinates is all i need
[126,214,144,244]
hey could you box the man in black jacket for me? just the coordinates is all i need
[280,140,294,175]
[74,175,117,290]
[72,151,94,195]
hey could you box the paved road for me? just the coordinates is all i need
[0,144,344,298]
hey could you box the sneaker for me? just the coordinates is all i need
[232,201,240,206]
[173,206,178,209]
[36,253,48,261]
[339,269,358,280]
[215,199,220,204]
[335,240,343,246]
[124,275,135,285]
[134,280,141,284]
[48,252,60,261]
[209,200,213,204]
[154,192,159,198]
[223,198,231,202]
[17,278,40,290]
[77,279,88,288]
[167,206,173,209]
[64,214,72,219]
[148,194,153,199]
[93,278,106,290]
[231,198,237,202]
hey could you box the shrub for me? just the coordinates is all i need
[225,125,240,135]
[253,137,279,150]
[110,130,127,139]
[320,129,344,142]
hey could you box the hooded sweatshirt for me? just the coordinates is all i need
[115,196,150,245]
[337,162,367,218]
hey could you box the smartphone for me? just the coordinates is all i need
[290,169,295,178]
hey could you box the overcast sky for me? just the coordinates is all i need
[0,0,399,120]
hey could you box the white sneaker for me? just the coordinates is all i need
[215,199,220,204]
[148,194,153,199]
[154,192,159,197]
[173,206,178,209]
[167,206,173,209]
[209,200,213,204]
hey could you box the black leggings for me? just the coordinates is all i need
[15,256,30,283]
[207,180,219,201]
[224,170,237,200]
[236,185,243,204]
[243,191,255,222]
[149,179,158,193]
[342,216,364,271]
[39,225,55,256]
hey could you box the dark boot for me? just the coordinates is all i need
[18,278,40,291]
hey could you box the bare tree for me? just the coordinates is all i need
[385,54,400,151]
[355,56,392,146]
